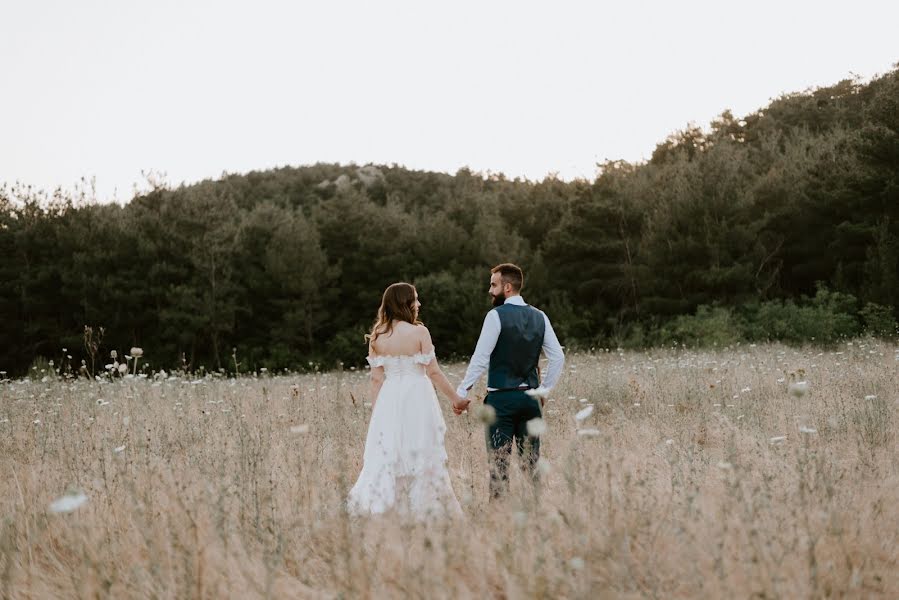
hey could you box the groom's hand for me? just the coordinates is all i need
[452,397,470,415]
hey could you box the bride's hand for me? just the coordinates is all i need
[452,396,470,415]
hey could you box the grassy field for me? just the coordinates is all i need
[1,341,897,598]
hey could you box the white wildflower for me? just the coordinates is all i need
[536,457,551,476]
[526,417,547,437]
[577,428,600,437]
[717,461,733,470]
[113,445,126,453]
[525,387,550,399]
[575,405,594,422]
[568,556,585,570]
[117,364,128,375]
[789,381,809,398]
[49,491,88,514]
[475,404,497,425]
[289,424,310,434]
[769,436,786,444]
[864,395,877,401]
[799,425,817,434]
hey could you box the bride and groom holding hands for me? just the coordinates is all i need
[347,263,565,518]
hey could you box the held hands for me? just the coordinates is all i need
[452,395,471,416]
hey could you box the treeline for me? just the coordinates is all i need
[2,67,897,376]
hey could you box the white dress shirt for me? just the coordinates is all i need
[456,295,565,399]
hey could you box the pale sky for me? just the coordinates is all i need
[1,1,896,203]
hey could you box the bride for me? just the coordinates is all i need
[347,282,469,519]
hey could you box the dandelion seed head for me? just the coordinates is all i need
[526,417,546,437]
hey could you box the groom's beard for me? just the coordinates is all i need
[490,292,506,307]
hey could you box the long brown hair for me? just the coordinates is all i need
[366,282,422,345]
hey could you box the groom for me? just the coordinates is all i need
[456,263,565,499]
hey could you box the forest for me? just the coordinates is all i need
[1,67,896,376]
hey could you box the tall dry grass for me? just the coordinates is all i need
[1,341,897,598]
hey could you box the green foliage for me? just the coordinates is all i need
[658,306,744,347]
[741,286,861,345]
[860,302,898,338]
[2,68,898,375]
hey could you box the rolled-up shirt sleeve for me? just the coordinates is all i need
[456,311,500,398]
[539,312,565,391]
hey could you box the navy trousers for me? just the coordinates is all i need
[484,389,542,499]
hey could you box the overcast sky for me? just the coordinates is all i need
[1,1,896,202]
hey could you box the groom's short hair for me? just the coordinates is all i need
[491,263,523,291]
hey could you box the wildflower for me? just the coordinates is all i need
[49,491,88,514]
[526,417,546,437]
[110,350,117,359]
[577,428,600,437]
[788,381,809,398]
[536,457,551,476]
[717,461,733,470]
[130,347,143,358]
[665,439,674,445]
[118,364,128,375]
[741,387,751,393]
[524,386,550,399]
[568,557,585,570]
[578,398,588,403]
[864,395,877,401]
[290,424,310,434]
[475,404,497,425]
[769,436,786,444]
[113,445,126,453]
[799,425,817,434]
[575,405,594,422]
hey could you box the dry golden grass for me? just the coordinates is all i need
[1,340,897,599]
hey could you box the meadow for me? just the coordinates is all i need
[1,341,897,598]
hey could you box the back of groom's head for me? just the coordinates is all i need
[491,263,523,291]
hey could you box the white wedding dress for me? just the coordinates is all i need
[347,350,462,519]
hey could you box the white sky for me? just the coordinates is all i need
[1,1,896,203]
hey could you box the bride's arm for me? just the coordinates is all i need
[420,327,467,409]
[369,366,385,408]
[367,344,385,409]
